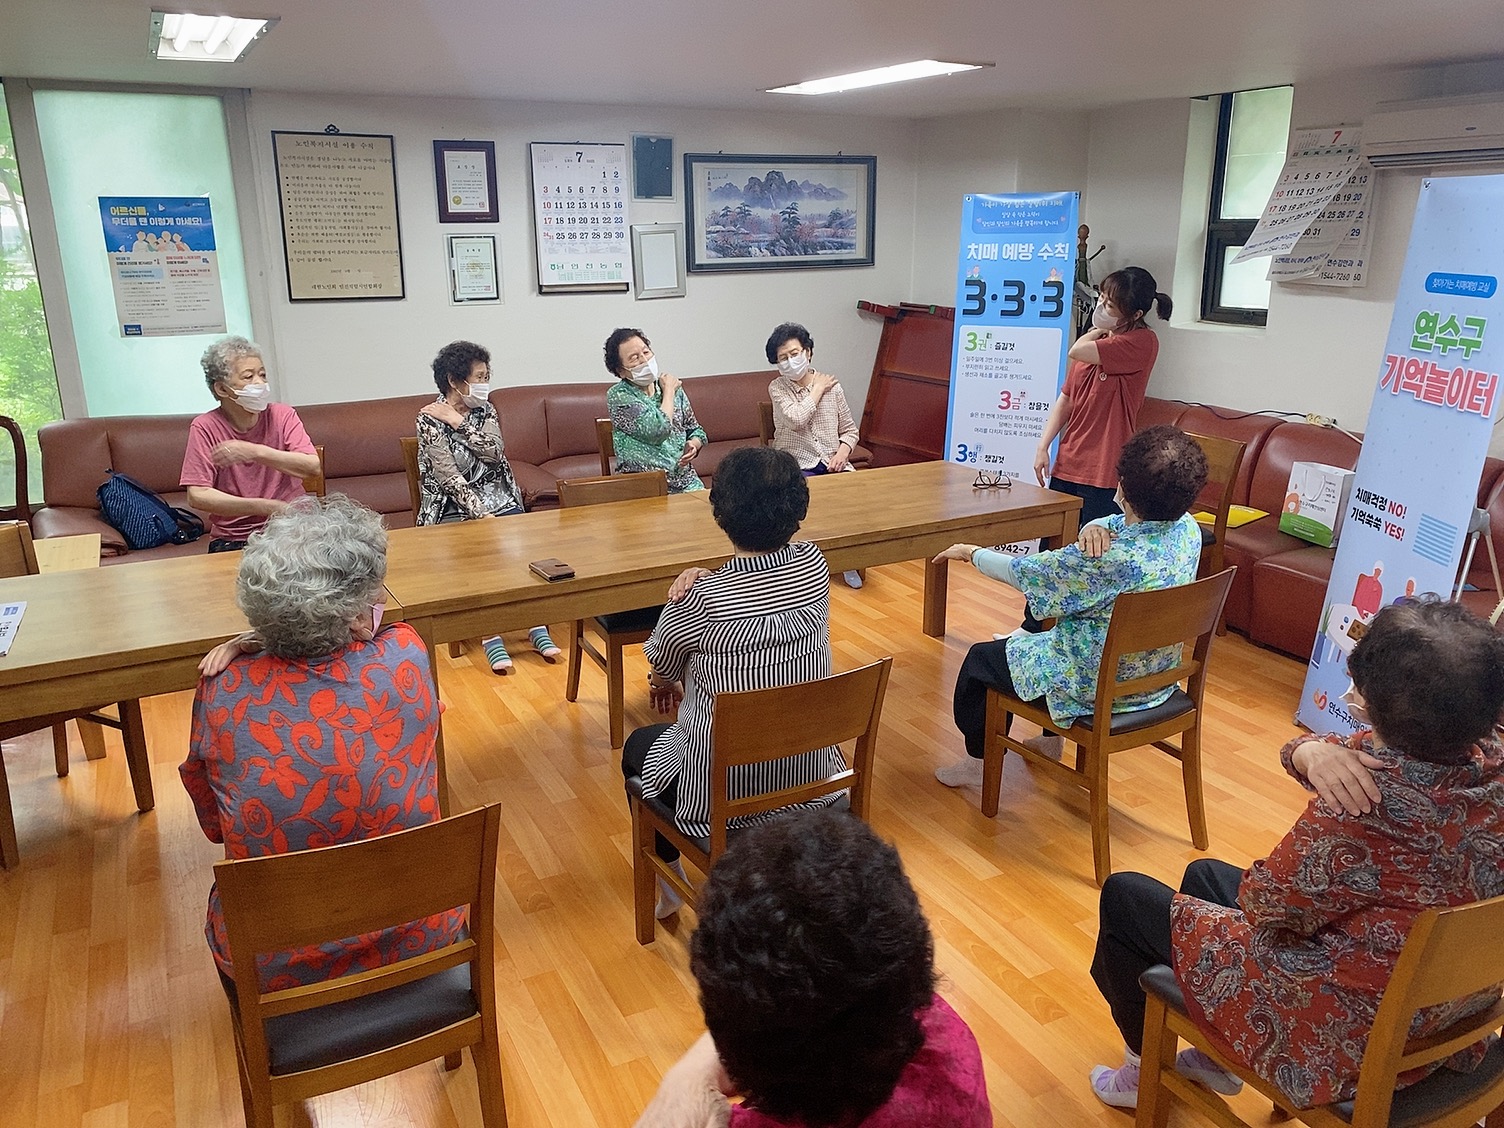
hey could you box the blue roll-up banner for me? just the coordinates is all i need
[945,192,1078,551]
[1297,175,1504,734]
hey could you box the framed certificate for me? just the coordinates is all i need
[434,140,499,223]
[447,235,500,303]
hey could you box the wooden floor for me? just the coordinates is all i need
[0,559,1314,1128]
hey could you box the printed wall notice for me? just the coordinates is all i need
[529,142,630,292]
[944,191,1078,553]
[1297,174,1503,735]
[99,196,226,337]
[1270,160,1377,288]
[272,131,405,301]
[1233,127,1362,264]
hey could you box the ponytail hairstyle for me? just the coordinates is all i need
[1100,266,1172,329]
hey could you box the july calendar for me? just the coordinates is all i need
[529,142,631,292]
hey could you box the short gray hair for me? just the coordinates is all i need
[237,495,388,658]
[201,335,262,391]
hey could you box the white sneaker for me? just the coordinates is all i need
[1175,1047,1243,1095]
[842,569,864,589]
[654,860,687,919]
[1020,733,1064,762]
[935,756,985,788]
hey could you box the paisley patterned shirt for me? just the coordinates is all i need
[415,398,525,524]
[985,512,1200,724]
[607,378,708,493]
[181,623,465,991]
[1171,730,1504,1108]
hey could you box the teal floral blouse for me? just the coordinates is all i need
[606,378,708,493]
[977,513,1201,724]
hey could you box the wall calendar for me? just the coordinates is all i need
[528,142,631,293]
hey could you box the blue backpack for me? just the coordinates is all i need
[96,470,206,550]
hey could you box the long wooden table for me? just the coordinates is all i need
[0,461,1078,843]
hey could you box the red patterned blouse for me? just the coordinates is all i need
[1171,729,1504,1108]
[181,622,465,992]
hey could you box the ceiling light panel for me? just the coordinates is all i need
[149,11,277,62]
[767,59,991,96]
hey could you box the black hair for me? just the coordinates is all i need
[690,811,937,1127]
[708,447,809,553]
[1347,598,1504,763]
[603,327,648,377]
[431,340,490,396]
[765,322,814,366]
[1100,266,1173,325]
[1116,426,1208,522]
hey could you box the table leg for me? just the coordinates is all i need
[408,616,450,815]
[923,556,949,638]
[119,700,155,813]
[0,750,17,868]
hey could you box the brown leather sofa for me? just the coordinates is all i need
[32,370,871,565]
[1139,397,1504,658]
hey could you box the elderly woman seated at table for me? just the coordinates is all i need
[634,812,991,1128]
[620,446,842,918]
[932,424,1208,790]
[1086,598,1504,1110]
[605,326,708,493]
[180,495,462,990]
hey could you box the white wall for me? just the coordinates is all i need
[243,92,919,412]
[1084,61,1504,443]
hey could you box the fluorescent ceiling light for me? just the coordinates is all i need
[149,11,277,62]
[767,59,991,96]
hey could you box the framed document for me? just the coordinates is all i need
[447,235,500,303]
[271,131,405,301]
[632,134,674,200]
[528,142,631,293]
[683,152,876,274]
[631,223,685,299]
[434,139,499,223]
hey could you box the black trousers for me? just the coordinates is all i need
[954,639,1039,759]
[621,723,680,862]
[1090,859,1243,1053]
[1019,476,1121,632]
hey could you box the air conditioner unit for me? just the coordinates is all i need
[1363,95,1504,168]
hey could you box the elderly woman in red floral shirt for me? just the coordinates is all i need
[181,495,463,991]
[1087,598,1504,1111]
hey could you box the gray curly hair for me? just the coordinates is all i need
[236,495,388,658]
[201,335,263,392]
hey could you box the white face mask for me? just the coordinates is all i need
[233,382,270,413]
[1091,300,1118,333]
[628,357,659,387]
[1340,681,1372,727]
[461,382,490,409]
[777,352,810,379]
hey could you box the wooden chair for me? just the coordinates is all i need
[595,418,615,476]
[629,657,893,944]
[0,520,152,868]
[1136,893,1504,1128]
[1185,431,1246,581]
[980,568,1236,886]
[559,471,669,748]
[758,401,775,447]
[301,445,326,497]
[1,413,30,522]
[400,435,463,659]
[214,803,507,1128]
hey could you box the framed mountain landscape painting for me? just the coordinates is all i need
[683,153,876,273]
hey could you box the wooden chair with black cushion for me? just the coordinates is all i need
[559,471,669,748]
[758,401,775,447]
[214,803,507,1128]
[1185,431,1246,580]
[980,568,1236,886]
[400,435,463,659]
[628,657,892,944]
[1,414,30,523]
[1136,892,1504,1128]
[595,418,615,476]
[0,520,153,868]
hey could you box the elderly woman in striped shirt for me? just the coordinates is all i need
[621,446,845,920]
[766,321,863,589]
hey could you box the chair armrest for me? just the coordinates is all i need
[626,776,646,801]
[1139,964,1189,1013]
